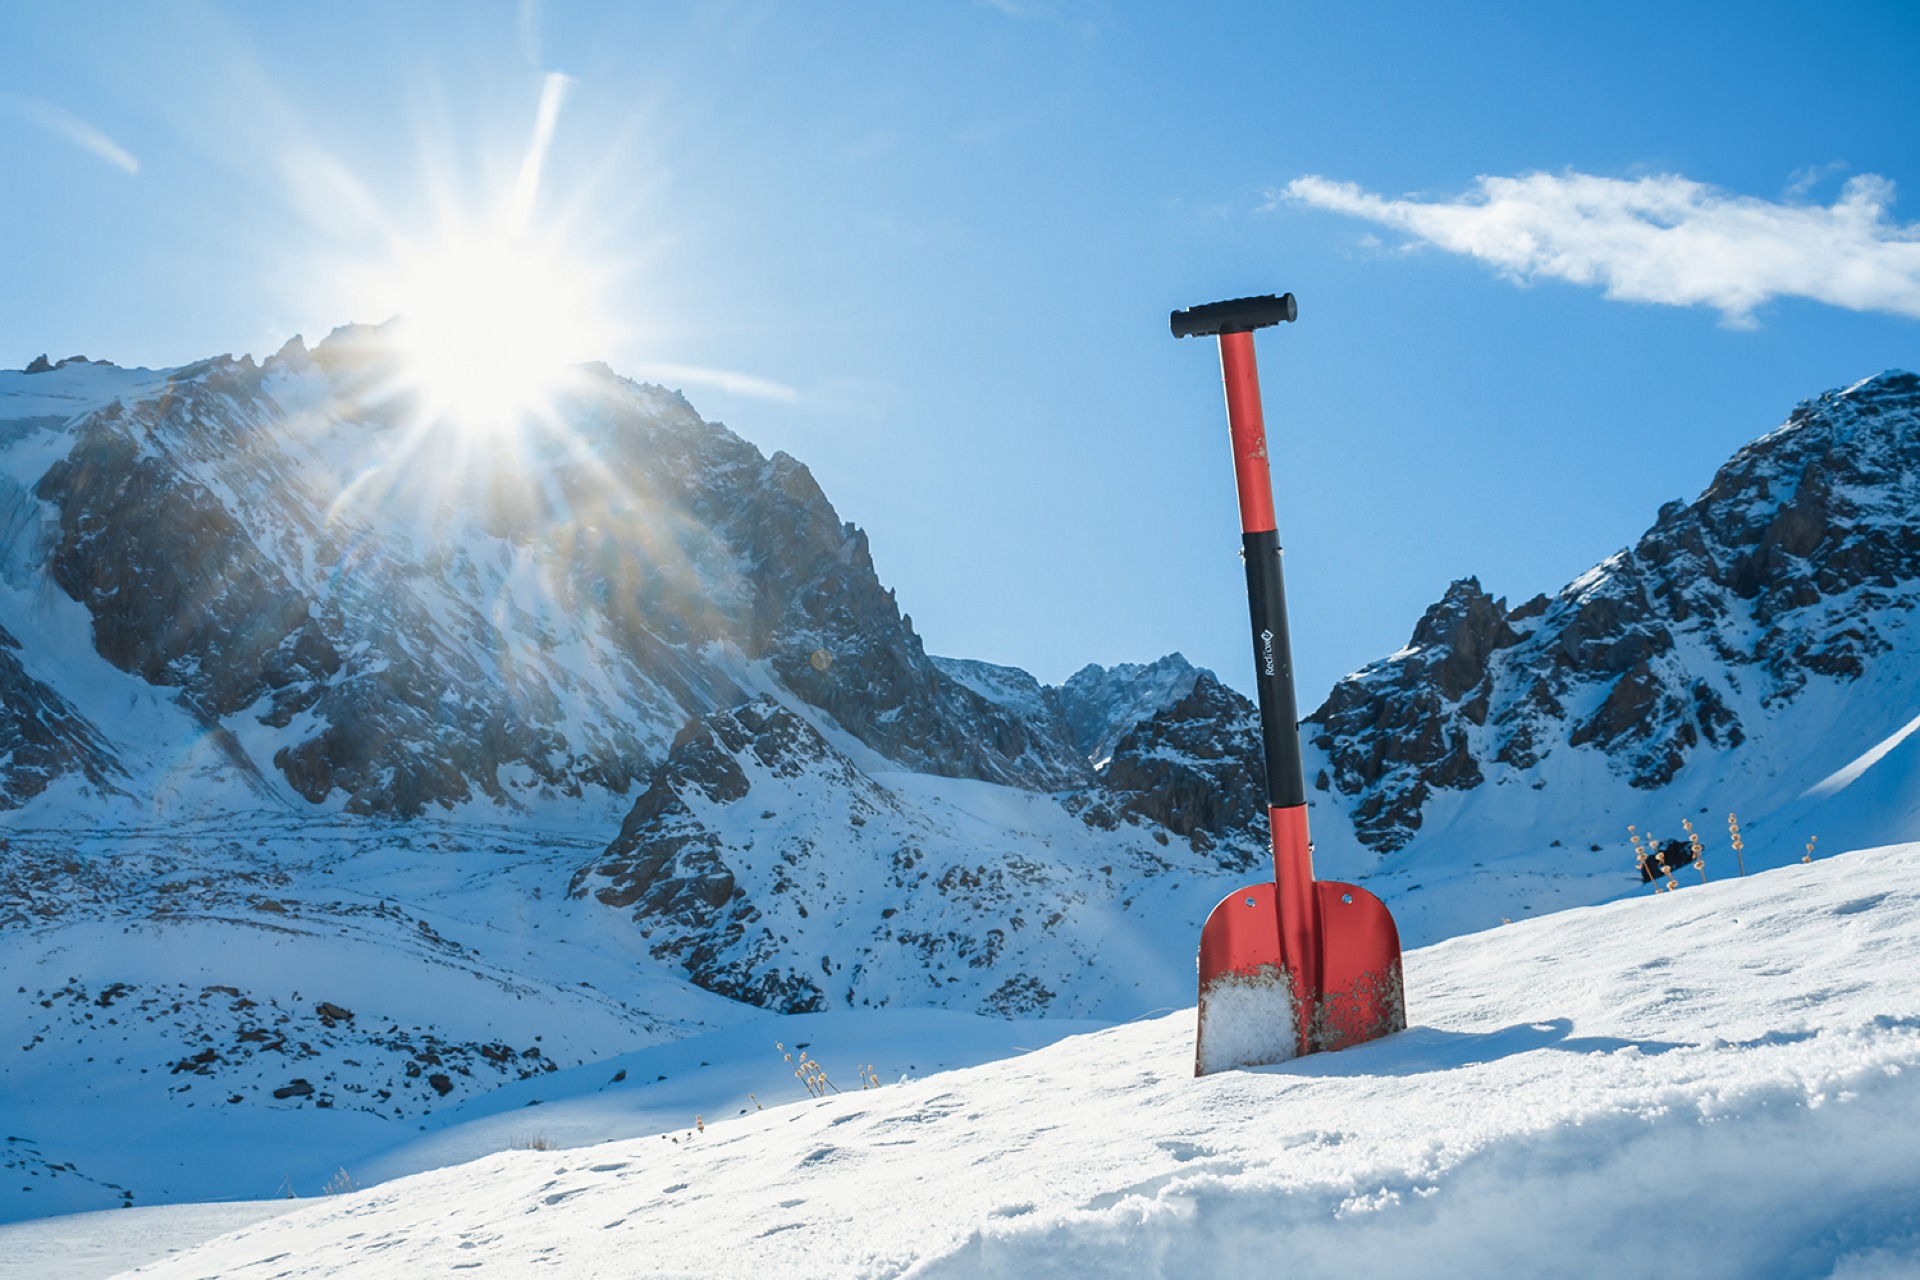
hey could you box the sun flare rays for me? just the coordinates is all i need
[289,70,633,547]
[377,73,610,443]
[383,224,602,437]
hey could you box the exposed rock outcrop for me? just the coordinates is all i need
[1306,371,1920,851]
[0,621,123,808]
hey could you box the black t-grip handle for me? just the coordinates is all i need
[1169,293,1297,338]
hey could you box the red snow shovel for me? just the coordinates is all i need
[1172,294,1406,1076]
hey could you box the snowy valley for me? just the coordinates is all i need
[1,335,1918,1274]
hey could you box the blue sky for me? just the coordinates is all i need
[4,2,1918,705]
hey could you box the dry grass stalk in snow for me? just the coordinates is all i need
[1682,818,1707,883]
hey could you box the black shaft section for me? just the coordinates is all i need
[1242,529,1305,809]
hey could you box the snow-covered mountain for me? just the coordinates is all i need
[1300,371,1920,937]
[0,332,1270,985]
[0,331,1272,1224]
[4,333,1920,1230]
[0,336,1097,820]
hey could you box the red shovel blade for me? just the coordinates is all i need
[1195,880,1405,1075]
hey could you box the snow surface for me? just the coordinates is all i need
[11,841,1909,1279]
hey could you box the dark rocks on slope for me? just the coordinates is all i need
[570,682,1260,1018]
[0,621,124,808]
[1309,579,1510,849]
[35,402,340,722]
[707,450,1089,792]
[1306,371,1920,852]
[1091,672,1267,865]
[577,662,1269,1014]
[568,698,874,1013]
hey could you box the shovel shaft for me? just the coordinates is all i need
[1217,328,1323,1048]
[1218,331,1312,834]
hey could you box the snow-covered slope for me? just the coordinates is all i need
[570,695,1251,1017]
[0,739,1252,1224]
[48,841,1920,1279]
[0,813,759,1222]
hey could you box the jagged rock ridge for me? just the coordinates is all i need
[1308,371,1920,852]
[0,328,1097,818]
[570,692,1262,1017]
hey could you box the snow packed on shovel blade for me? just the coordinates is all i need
[22,840,1914,1280]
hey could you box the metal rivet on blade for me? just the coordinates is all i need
[1244,896,1257,907]
[1341,893,1353,905]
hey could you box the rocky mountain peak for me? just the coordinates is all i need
[0,335,1095,817]
[1308,370,1920,854]
[1403,577,1526,702]
[1056,654,1202,765]
[1089,670,1266,858]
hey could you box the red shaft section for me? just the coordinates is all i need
[1219,330,1276,535]
[1271,803,1323,1056]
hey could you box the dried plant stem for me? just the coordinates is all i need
[1683,818,1707,883]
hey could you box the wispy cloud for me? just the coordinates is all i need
[5,95,140,174]
[1784,160,1849,201]
[517,0,544,70]
[1280,170,1920,325]
[635,362,799,403]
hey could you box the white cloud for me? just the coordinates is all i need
[1281,170,1920,324]
[6,95,140,175]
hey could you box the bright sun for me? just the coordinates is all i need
[386,226,604,435]
[346,73,612,440]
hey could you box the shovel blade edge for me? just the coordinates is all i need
[1195,880,1406,1076]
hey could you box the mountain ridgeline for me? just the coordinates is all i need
[0,330,1269,1018]
[3,336,1918,1016]
[1305,370,1920,861]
